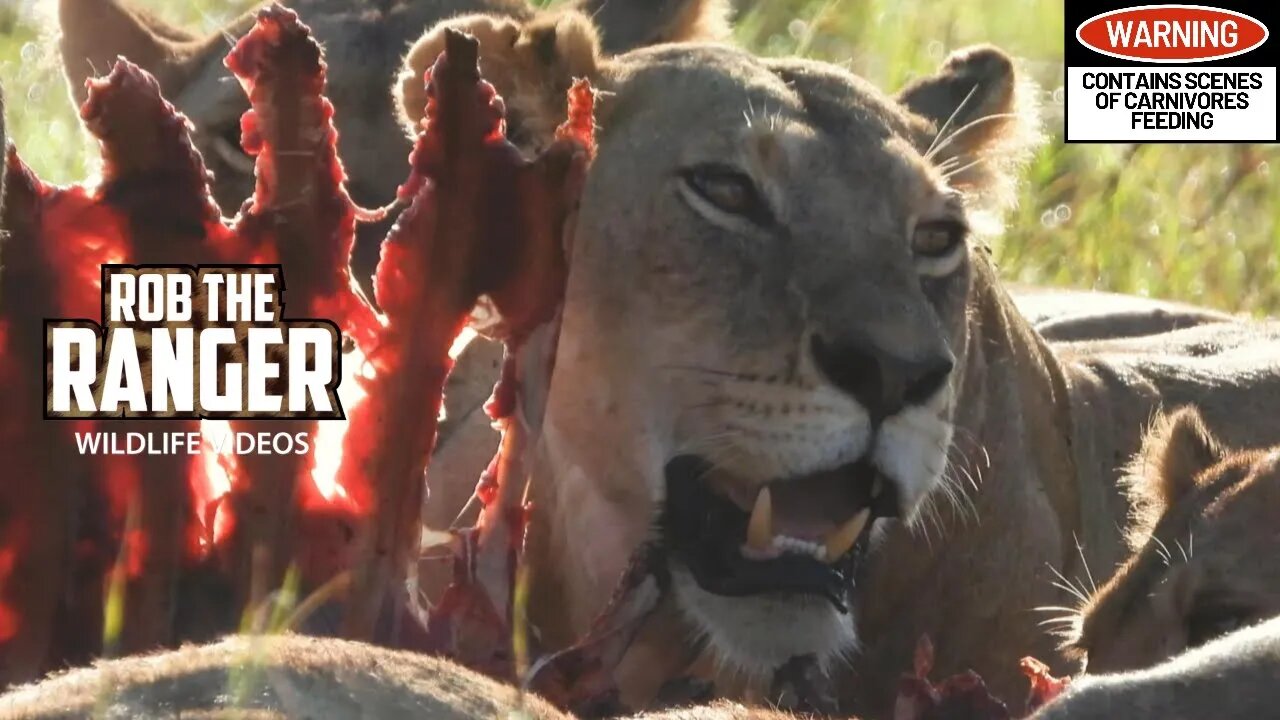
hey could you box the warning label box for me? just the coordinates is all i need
[1065,3,1278,142]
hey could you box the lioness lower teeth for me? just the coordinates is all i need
[824,507,871,562]
[773,535,827,561]
[746,487,773,551]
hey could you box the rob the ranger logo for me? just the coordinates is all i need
[45,265,344,420]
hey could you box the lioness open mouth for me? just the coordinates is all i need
[659,455,899,613]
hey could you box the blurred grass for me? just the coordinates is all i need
[2,0,1277,313]
[0,0,255,182]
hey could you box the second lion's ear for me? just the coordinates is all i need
[1121,406,1225,550]
[396,10,602,150]
[1141,406,1225,509]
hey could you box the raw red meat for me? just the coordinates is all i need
[377,26,594,670]
[0,3,593,688]
[525,544,670,716]
[894,636,1013,720]
[1020,656,1070,714]
[219,4,378,616]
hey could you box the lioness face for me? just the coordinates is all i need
[538,44,1031,672]
[1070,407,1280,674]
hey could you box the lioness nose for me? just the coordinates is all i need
[810,334,954,421]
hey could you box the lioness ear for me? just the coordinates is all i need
[397,10,602,149]
[896,45,1040,210]
[568,0,731,53]
[58,0,231,105]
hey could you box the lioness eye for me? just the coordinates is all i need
[1186,604,1247,648]
[912,219,966,258]
[681,164,773,225]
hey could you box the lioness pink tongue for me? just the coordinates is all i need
[740,466,878,563]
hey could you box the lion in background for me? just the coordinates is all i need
[1036,407,1280,718]
[1069,406,1280,673]
[18,0,1280,717]
[55,0,731,281]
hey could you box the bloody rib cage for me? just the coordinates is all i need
[0,7,1073,717]
[0,4,594,690]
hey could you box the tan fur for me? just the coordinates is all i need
[58,0,239,106]
[396,10,602,153]
[405,16,1280,718]
[894,44,1042,214]
[0,634,794,719]
[1069,407,1280,674]
[0,634,568,719]
[1120,407,1226,550]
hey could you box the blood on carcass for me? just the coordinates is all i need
[0,2,594,693]
[75,59,232,654]
[893,635,1013,720]
[220,6,381,606]
[332,28,594,653]
[0,147,126,680]
[525,543,672,716]
[0,546,16,642]
[0,5,381,678]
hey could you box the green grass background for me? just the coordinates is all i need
[2,0,1277,314]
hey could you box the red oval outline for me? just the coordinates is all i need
[1075,4,1270,64]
